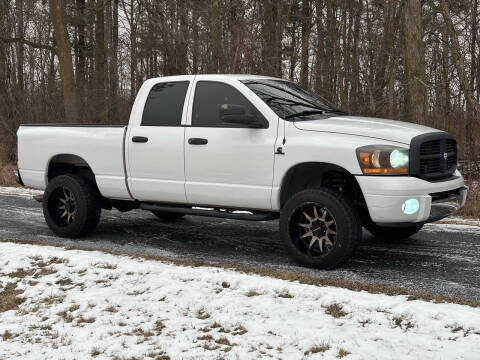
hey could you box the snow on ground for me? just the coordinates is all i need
[0,186,43,198]
[1,242,479,360]
[436,216,480,227]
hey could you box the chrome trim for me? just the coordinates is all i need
[427,186,467,223]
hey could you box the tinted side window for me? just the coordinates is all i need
[192,81,264,127]
[141,81,189,126]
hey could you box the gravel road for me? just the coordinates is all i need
[1,193,479,301]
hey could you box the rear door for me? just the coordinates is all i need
[184,77,279,210]
[127,77,194,203]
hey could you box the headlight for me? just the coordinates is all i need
[356,145,409,175]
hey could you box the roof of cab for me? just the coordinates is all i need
[145,74,283,83]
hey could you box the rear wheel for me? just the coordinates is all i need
[365,223,423,241]
[43,174,101,237]
[151,210,185,220]
[280,189,361,269]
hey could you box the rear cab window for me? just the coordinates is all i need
[141,81,189,126]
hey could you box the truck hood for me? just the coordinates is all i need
[293,116,440,145]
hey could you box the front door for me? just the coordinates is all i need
[184,79,278,210]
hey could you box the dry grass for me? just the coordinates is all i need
[76,314,96,324]
[457,180,480,218]
[197,334,214,341]
[337,348,351,358]
[196,309,210,320]
[215,336,232,346]
[232,325,247,335]
[245,290,261,297]
[90,347,101,357]
[104,305,118,313]
[0,282,25,312]
[3,238,480,308]
[392,315,414,330]
[277,291,294,298]
[325,303,348,318]
[93,262,117,270]
[1,329,15,341]
[210,321,222,329]
[7,268,35,278]
[305,343,330,355]
[55,278,73,286]
[40,294,65,305]
[0,163,16,187]
[154,320,166,334]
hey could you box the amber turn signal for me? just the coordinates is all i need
[363,168,408,174]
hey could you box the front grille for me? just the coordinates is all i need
[420,140,441,156]
[410,133,457,181]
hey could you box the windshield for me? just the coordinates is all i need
[241,79,346,120]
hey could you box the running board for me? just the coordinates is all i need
[140,203,279,221]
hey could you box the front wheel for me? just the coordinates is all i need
[280,189,361,269]
[365,223,423,241]
[43,174,101,238]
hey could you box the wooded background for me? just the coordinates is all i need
[0,0,479,179]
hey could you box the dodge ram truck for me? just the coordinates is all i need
[15,74,468,269]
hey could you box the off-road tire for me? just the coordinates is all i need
[365,223,423,241]
[280,188,361,269]
[152,210,185,220]
[43,174,101,237]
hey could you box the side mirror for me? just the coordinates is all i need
[219,104,265,128]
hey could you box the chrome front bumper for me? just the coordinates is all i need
[356,173,467,225]
[427,186,468,223]
[13,168,24,186]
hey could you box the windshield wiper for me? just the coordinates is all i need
[323,110,347,115]
[284,110,327,119]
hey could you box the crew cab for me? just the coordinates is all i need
[15,74,468,269]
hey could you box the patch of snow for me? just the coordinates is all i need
[424,222,480,234]
[0,242,479,359]
[0,186,43,198]
[437,216,480,227]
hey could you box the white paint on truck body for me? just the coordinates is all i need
[17,74,466,224]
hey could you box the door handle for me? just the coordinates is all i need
[188,138,208,145]
[132,136,148,143]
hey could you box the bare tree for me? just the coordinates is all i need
[49,0,80,123]
[403,0,426,124]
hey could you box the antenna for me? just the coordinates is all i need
[282,81,287,145]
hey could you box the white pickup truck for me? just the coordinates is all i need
[16,74,467,269]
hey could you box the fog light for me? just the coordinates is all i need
[402,199,419,215]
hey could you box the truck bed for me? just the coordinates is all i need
[17,124,130,200]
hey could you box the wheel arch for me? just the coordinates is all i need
[278,161,367,212]
[46,154,96,184]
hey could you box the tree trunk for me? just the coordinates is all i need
[262,0,283,76]
[350,0,362,112]
[110,0,119,121]
[129,0,136,102]
[76,0,86,118]
[440,0,480,117]
[440,0,480,165]
[15,0,23,90]
[192,4,199,73]
[95,0,106,123]
[49,0,80,123]
[403,0,426,124]
[299,0,311,88]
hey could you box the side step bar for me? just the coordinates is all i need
[140,203,279,221]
